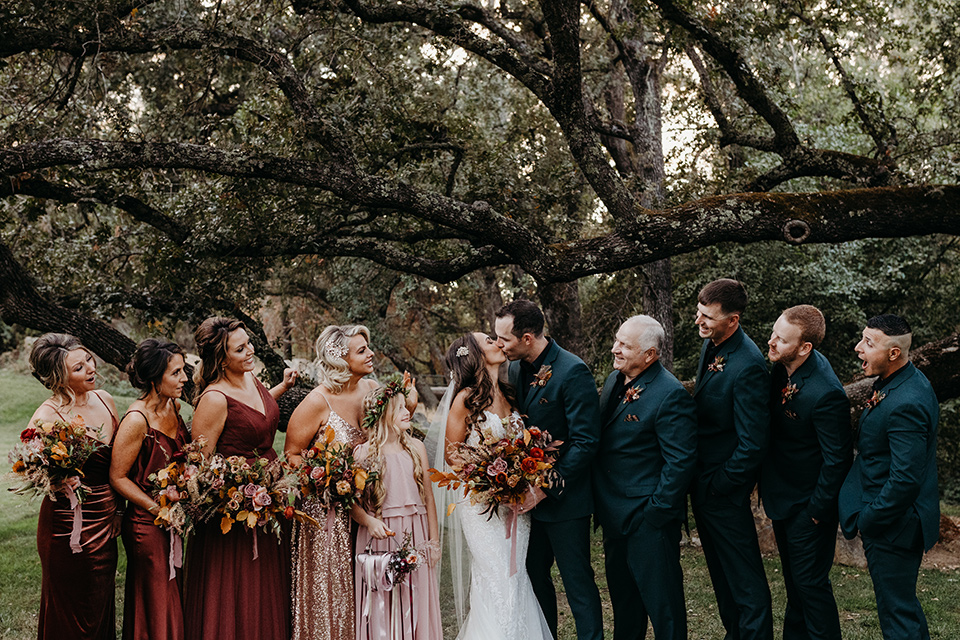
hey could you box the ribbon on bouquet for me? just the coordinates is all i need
[63,483,84,554]
[503,502,521,577]
[252,526,259,560]
[168,532,183,580]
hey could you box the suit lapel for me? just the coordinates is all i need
[694,329,744,397]
[693,340,710,396]
[609,362,661,425]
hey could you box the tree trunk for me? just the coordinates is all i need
[642,258,675,371]
[538,280,584,356]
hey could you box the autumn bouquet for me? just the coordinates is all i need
[147,436,208,538]
[387,531,422,586]
[9,416,105,504]
[293,425,377,516]
[429,414,563,517]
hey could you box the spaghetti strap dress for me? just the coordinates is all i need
[291,394,365,640]
[183,379,290,640]
[120,409,191,640]
[36,394,119,640]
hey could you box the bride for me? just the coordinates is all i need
[430,332,553,640]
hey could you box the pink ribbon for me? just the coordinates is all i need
[325,506,336,531]
[168,532,183,580]
[64,484,83,554]
[504,503,521,576]
[252,526,259,560]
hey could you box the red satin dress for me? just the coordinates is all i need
[36,398,119,640]
[120,409,191,640]
[183,380,290,640]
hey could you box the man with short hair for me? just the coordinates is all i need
[839,314,940,640]
[594,315,697,640]
[761,305,852,640]
[494,299,604,640]
[691,278,773,640]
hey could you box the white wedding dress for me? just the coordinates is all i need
[454,410,553,640]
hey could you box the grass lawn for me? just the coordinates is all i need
[2,368,958,639]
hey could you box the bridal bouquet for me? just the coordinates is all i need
[430,414,563,518]
[292,425,377,512]
[9,416,106,503]
[147,436,208,537]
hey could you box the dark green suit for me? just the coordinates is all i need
[508,340,603,640]
[595,361,697,640]
[692,326,773,640]
[760,350,852,640]
[839,362,939,639]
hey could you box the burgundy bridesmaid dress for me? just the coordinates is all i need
[183,379,290,640]
[36,402,119,640]
[120,410,191,640]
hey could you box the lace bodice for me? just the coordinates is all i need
[465,410,523,447]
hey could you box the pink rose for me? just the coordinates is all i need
[252,487,272,509]
[487,457,508,476]
[243,483,259,498]
[161,486,181,502]
[310,466,325,480]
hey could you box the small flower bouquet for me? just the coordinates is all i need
[429,414,563,518]
[147,436,208,537]
[387,531,421,586]
[9,416,105,503]
[293,425,377,513]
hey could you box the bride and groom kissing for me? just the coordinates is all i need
[431,299,604,640]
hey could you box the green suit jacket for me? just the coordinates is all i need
[508,340,601,522]
[839,362,940,551]
[760,350,852,522]
[693,327,770,500]
[594,361,698,536]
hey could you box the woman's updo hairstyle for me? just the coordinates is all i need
[314,324,371,393]
[194,316,246,398]
[126,338,185,398]
[29,333,92,403]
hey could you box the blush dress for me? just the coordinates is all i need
[291,397,365,640]
[183,380,289,640]
[355,449,442,640]
[120,409,191,640]
[36,396,119,640]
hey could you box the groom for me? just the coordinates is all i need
[495,300,604,640]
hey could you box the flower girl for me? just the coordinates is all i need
[352,381,442,640]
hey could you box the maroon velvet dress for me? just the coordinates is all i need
[183,380,289,640]
[121,410,191,640]
[36,402,119,640]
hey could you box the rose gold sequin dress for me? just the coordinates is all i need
[291,397,365,640]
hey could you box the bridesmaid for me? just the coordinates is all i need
[285,324,379,640]
[109,339,190,640]
[27,333,120,640]
[183,317,298,640]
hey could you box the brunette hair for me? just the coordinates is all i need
[313,324,372,393]
[698,278,748,316]
[495,300,545,338]
[126,338,186,398]
[444,333,517,430]
[29,333,93,404]
[360,390,424,516]
[193,316,246,397]
[867,314,912,355]
[782,305,826,348]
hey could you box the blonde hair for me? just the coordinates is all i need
[360,390,425,517]
[314,324,371,393]
[29,333,94,405]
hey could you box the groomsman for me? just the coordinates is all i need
[839,314,940,639]
[594,315,697,640]
[690,278,773,640]
[761,305,852,640]
[494,300,604,640]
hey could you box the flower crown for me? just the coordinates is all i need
[325,341,348,360]
[362,376,410,432]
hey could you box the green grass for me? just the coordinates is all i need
[2,368,958,639]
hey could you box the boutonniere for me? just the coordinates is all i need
[781,382,799,404]
[865,390,886,409]
[707,355,726,373]
[531,365,552,388]
[623,386,643,404]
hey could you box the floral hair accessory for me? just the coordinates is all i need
[456,346,470,357]
[865,390,886,410]
[531,365,553,387]
[623,386,643,404]
[362,376,410,432]
[707,355,726,373]
[781,382,799,404]
[325,341,348,360]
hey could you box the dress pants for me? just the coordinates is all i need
[604,519,686,640]
[772,513,842,640]
[527,516,604,640]
[862,522,930,640]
